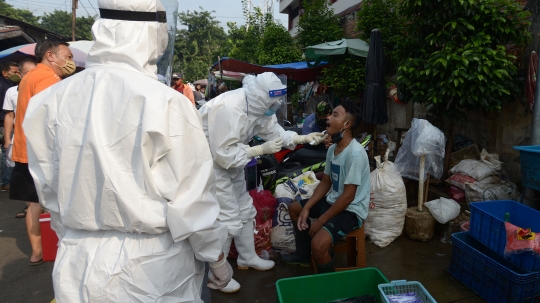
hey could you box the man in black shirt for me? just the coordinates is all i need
[0,61,20,191]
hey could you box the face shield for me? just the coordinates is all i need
[264,74,287,117]
[155,0,178,86]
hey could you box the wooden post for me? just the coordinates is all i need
[417,154,426,211]
[71,0,78,41]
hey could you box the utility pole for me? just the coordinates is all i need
[71,0,78,41]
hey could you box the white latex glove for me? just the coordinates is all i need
[207,254,233,289]
[293,133,327,145]
[246,138,283,158]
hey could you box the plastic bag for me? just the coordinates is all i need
[394,119,446,181]
[424,197,461,224]
[504,222,540,257]
[364,156,407,248]
[250,187,277,225]
[449,159,496,181]
[446,185,466,203]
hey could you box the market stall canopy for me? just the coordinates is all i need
[0,42,88,67]
[211,57,328,82]
[305,38,369,66]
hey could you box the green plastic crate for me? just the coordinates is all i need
[276,267,389,303]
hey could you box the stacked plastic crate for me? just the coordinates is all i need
[449,200,540,303]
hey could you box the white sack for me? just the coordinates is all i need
[449,159,497,181]
[364,156,407,248]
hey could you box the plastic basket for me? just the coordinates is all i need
[469,200,540,271]
[276,267,389,303]
[514,145,540,191]
[449,232,540,303]
[378,280,436,303]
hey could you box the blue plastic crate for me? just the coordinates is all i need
[469,200,540,272]
[514,145,540,191]
[378,280,436,303]
[449,232,540,303]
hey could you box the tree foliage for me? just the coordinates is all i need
[225,1,302,66]
[320,54,366,98]
[174,8,228,81]
[396,0,531,120]
[40,10,95,40]
[257,21,302,65]
[226,5,271,64]
[0,0,40,25]
[356,0,406,73]
[296,0,343,48]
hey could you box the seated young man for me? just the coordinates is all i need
[281,100,370,273]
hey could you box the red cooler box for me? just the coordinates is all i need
[39,212,59,262]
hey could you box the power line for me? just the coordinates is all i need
[78,0,95,19]
[85,0,99,16]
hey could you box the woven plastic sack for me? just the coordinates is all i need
[504,222,540,257]
[449,159,496,181]
[446,174,476,191]
[364,156,407,248]
[394,119,445,181]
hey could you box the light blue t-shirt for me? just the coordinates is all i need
[324,139,370,221]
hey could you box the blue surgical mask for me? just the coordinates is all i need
[264,108,278,116]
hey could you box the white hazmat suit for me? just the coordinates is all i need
[23,0,230,302]
[199,72,326,292]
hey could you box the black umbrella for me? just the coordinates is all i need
[361,29,388,125]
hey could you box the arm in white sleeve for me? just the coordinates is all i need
[207,105,252,169]
[152,99,227,262]
[23,91,67,241]
[255,115,298,150]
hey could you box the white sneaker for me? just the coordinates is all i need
[235,221,275,271]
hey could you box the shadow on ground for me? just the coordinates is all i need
[1,192,484,303]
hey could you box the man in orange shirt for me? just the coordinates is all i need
[171,73,195,105]
[11,39,74,265]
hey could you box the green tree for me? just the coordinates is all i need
[356,0,406,73]
[226,5,271,64]
[0,0,40,25]
[256,21,302,65]
[174,8,228,81]
[320,54,366,98]
[396,0,531,120]
[40,10,95,40]
[296,0,343,48]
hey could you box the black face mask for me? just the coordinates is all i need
[330,121,350,144]
[331,131,344,144]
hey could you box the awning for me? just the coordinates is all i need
[305,38,369,66]
[211,57,328,82]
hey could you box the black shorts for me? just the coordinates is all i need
[300,197,361,244]
[10,162,39,203]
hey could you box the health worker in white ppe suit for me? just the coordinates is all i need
[200,72,327,293]
[22,0,232,302]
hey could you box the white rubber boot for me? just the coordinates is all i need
[211,237,241,293]
[235,221,275,271]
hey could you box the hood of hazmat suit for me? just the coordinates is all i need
[199,72,299,236]
[23,0,226,302]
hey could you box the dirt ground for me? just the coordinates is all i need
[0,194,484,303]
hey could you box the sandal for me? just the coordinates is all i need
[15,207,28,218]
[30,259,44,266]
